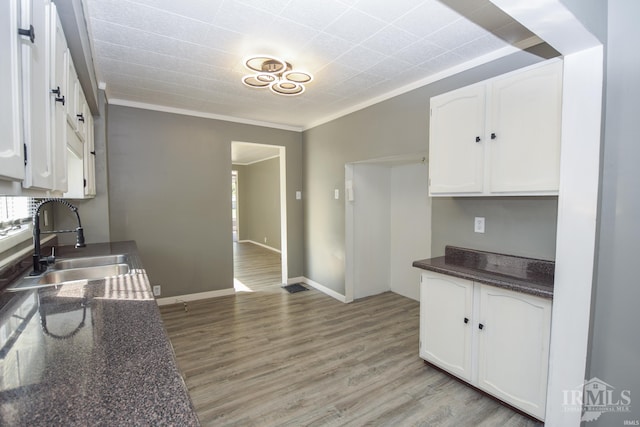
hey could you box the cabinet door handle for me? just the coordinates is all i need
[51,86,61,96]
[475,136,481,143]
[464,317,469,324]
[478,323,484,330]
[77,113,85,123]
[18,25,35,43]
[491,133,497,140]
[55,95,65,106]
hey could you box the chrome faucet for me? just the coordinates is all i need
[31,199,86,275]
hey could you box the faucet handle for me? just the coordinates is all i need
[45,247,56,265]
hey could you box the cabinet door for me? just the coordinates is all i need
[76,86,88,141]
[84,111,96,196]
[429,84,485,195]
[0,0,25,182]
[488,61,563,193]
[49,6,67,193]
[477,285,551,419]
[420,272,474,381]
[65,55,78,130]
[22,0,54,190]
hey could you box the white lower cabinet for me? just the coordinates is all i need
[419,274,473,381]
[419,271,551,420]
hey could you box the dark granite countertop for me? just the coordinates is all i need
[413,246,554,299]
[0,241,199,426]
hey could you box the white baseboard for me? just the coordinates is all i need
[155,288,235,306]
[290,276,347,303]
[238,240,281,254]
[156,277,347,306]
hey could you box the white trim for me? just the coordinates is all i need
[155,287,235,306]
[286,276,306,285]
[278,147,288,285]
[107,98,303,132]
[545,45,603,426]
[232,154,281,166]
[294,276,347,303]
[238,240,281,254]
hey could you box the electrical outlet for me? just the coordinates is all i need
[474,217,485,233]
[334,189,340,199]
[296,191,302,200]
[153,285,161,296]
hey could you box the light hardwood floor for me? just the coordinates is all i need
[233,242,282,292]
[160,243,542,426]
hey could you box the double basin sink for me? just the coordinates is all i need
[8,254,132,291]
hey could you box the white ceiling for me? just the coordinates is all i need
[84,0,538,130]
[232,142,280,164]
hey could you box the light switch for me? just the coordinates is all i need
[296,191,302,200]
[474,217,485,233]
[334,189,340,200]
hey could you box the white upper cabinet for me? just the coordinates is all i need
[84,112,96,197]
[429,60,563,197]
[429,85,485,194]
[65,55,78,130]
[488,63,563,193]
[22,0,54,191]
[1,0,96,197]
[0,0,26,182]
[49,5,67,193]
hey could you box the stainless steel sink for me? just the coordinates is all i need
[39,264,130,284]
[6,254,134,291]
[53,254,129,270]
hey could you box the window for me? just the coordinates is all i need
[0,196,36,253]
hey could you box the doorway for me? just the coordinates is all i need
[232,170,239,242]
[231,141,288,291]
[345,153,431,302]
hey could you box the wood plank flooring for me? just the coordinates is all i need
[233,242,282,292]
[160,243,542,426]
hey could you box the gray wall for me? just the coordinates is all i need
[433,197,557,260]
[302,50,559,294]
[54,90,111,245]
[234,157,281,250]
[586,0,640,423]
[107,106,302,298]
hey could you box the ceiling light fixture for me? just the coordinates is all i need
[241,55,313,96]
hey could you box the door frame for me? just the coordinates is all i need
[231,141,288,285]
[345,152,430,302]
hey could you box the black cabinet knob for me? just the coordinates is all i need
[475,136,481,143]
[18,25,35,43]
[464,317,469,324]
[77,113,85,123]
[479,323,484,330]
[55,95,65,106]
[51,86,61,96]
[491,133,497,140]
